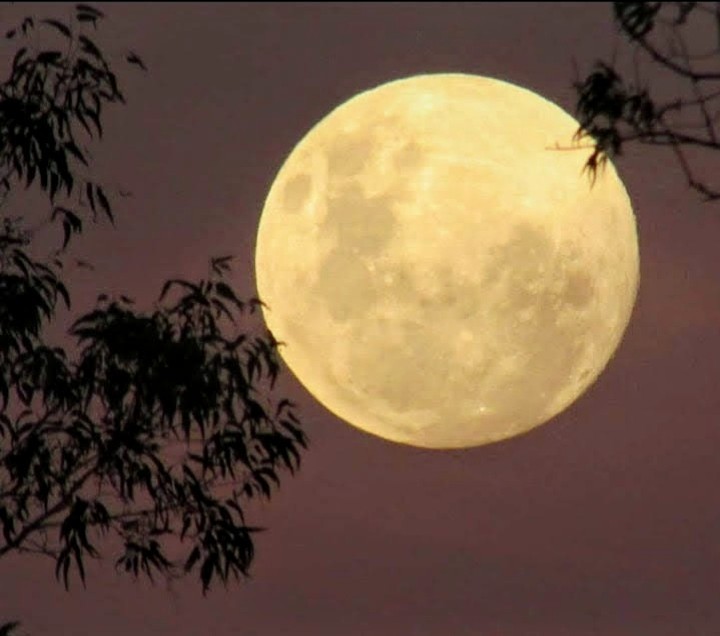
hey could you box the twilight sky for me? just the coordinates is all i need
[3,3,720,635]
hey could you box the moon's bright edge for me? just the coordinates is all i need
[255,74,639,449]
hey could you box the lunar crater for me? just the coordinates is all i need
[281,173,313,211]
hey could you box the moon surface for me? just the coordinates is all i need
[255,73,639,449]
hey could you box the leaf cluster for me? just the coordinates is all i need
[573,61,658,176]
[1,254,307,594]
[1,4,146,248]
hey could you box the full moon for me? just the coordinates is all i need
[255,73,639,449]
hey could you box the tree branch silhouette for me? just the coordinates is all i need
[0,6,308,634]
[573,1,720,201]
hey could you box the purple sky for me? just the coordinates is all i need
[3,3,720,635]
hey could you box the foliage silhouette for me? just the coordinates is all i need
[0,5,307,633]
[573,1,720,200]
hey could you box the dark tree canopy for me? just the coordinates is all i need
[0,6,307,632]
[574,1,720,201]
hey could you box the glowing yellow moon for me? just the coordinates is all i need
[255,73,639,449]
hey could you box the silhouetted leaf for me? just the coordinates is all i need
[214,282,244,310]
[56,280,71,309]
[11,47,27,70]
[52,207,83,249]
[126,52,147,70]
[76,109,93,137]
[76,3,105,18]
[78,35,104,61]
[185,545,201,572]
[95,185,112,222]
[86,182,96,213]
[82,104,103,137]
[65,141,87,165]
[42,18,72,37]
[200,555,215,592]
